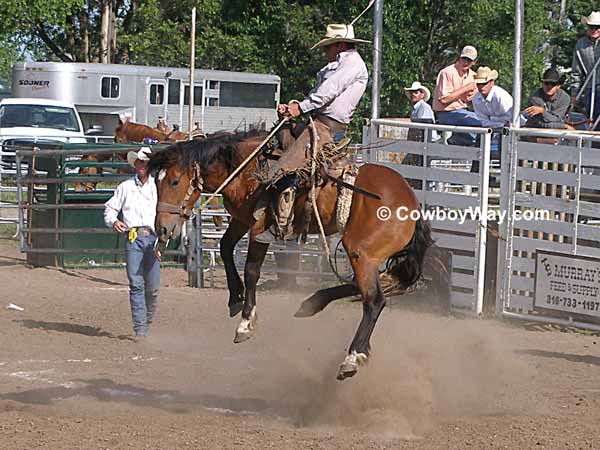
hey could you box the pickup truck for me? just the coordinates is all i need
[0,97,103,170]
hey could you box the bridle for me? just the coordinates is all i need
[156,161,203,220]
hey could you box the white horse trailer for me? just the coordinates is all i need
[12,62,280,136]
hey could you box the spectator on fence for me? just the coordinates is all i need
[470,66,513,172]
[404,81,440,142]
[104,147,160,340]
[472,66,513,129]
[432,45,480,146]
[523,68,572,130]
[571,11,600,129]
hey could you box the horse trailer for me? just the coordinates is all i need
[12,61,281,136]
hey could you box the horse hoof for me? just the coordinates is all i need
[233,330,254,343]
[233,307,257,343]
[336,351,368,380]
[336,364,357,380]
[228,301,243,318]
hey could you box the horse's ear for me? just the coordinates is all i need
[118,117,123,125]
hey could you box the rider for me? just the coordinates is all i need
[254,23,370,244]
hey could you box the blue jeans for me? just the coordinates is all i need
[436,109,483,146]
[125,233,160,336]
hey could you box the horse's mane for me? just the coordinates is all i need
[148,129,266,173]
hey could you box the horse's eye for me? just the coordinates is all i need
[171,179,179,187]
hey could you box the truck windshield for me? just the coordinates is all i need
[0,104,80,132]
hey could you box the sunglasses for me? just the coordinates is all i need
[543,81,560,87]
[588,25,600,30]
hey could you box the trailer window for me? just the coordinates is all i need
[205,97,218,107]
[208,80,219,90]
[150,84,165,105]
[219,82,277,108]
[101,77,120,99]
[184,86,203,106]
[168,79,180,104]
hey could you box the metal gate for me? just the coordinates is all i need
[497,128,600,330]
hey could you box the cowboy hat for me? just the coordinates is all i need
[582,11,600,26]
[311,24,371,50]
[127,146,152,168]
[404,81,431,102]
[474,66,499,84]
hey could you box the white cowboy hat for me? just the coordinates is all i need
[582,11,600,26]
[127,146,152,168]
[473,66,499,84]
[311,24,371,50]
[404,81,431,102]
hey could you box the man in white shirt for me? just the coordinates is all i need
[104,147,159,339]
[472,66,513,129]
[255,23,369,243]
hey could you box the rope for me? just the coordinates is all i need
[308,116,351,284]
[350,0,376,26]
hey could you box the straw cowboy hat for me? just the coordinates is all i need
[582,11,600,26]
[311,24,371,50]
[473,66,499,84]
[127,146,152,167]
[404,81,431,102]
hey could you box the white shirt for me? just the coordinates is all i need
[410,100,440,141]
[472,85,513,128]
[298,49,368,124]
[104,175,157,231]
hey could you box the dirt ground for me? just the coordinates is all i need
[1,242,600,450]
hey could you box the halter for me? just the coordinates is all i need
[156,161,203,219]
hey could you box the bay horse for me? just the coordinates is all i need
[149,126,432,380]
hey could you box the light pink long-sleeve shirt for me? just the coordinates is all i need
[298,49,368,124]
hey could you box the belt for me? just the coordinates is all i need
[130,226,154,236]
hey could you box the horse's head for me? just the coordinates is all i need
[149,145,203,248]
[114,119,127,143]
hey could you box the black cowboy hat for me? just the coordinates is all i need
[541,68,565,84]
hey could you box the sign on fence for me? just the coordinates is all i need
[534,250,600,318]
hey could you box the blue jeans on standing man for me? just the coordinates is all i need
[125,232,160,336]
[585,87,600,130]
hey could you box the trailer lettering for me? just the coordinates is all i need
[18,80,50,87]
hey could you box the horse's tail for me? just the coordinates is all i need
[384,217,433,291]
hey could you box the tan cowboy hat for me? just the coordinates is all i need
[311,24,371,50]
[582,11,600,26]
[127,146,152,168]
[474,66,499,84]
[404,81,431,102]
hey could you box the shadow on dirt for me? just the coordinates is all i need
[14,320,132,341]
[0,378,269,416]
[516,349,600,366]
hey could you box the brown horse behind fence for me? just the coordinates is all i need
[149,127,434,380]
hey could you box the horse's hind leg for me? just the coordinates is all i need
[295,283,358,317]
[337,258,385,381]
[220,219,249,317]
[234,239,268,343]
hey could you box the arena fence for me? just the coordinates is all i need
[497,128,600,331]
[365,119,494,314]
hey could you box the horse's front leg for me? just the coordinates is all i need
[219,218,249,317]
[233,237,269,343]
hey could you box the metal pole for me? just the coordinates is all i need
[475,132,492,315]
[371,0,383,120]
[188,7,196,139]
[511,0,524,127]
